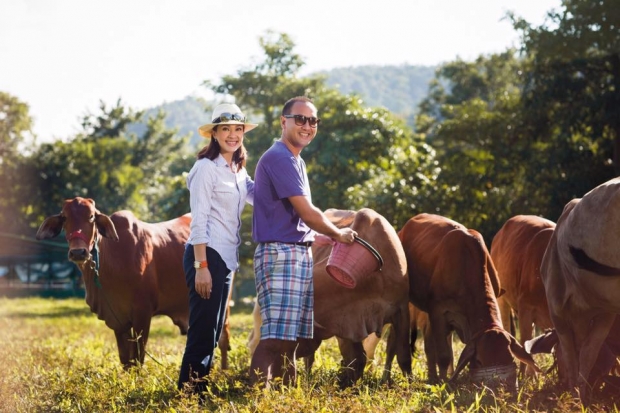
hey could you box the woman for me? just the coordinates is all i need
[178,103,258,394]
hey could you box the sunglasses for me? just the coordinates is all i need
[283,114,321,127]
[213,112,245,123]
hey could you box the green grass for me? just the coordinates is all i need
[0,297,617,412]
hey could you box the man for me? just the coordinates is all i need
[250,96,357,386]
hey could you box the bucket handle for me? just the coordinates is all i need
[353,236,384,270]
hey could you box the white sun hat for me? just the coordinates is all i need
[198,103,258,138]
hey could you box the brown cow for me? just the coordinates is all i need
[398,213,538,387]
[491,215,555,374]
[35,197,238,369]
[540,177,620,403]
[248,208,412,386]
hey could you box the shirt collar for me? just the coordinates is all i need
[214,154,231,167]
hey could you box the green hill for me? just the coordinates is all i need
[320,64,436,116]
[141,64,436,146]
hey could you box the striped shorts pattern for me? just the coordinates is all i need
[254,242,314,341]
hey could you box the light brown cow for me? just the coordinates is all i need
[491,214,555,374]
[249,208,412,386]
[540,177,620,403]
[398,213,538,387]
[36,197,193,368]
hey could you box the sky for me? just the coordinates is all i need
[1,0,562,143]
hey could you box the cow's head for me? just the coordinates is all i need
[450,327,539,390]
[36,197,119,263]
[526,328,619,387]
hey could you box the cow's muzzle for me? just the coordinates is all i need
[68,248,89,262]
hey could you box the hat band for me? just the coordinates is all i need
[213,112,245,123]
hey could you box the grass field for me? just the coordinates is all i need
[0,297,618,412]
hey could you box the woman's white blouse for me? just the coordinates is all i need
[186,155,254,271]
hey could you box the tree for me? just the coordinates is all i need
[0,92,34,158]
[29,99,191,226]
[0,92,37,233]
[31,136,142,222]
[346,137,440,229]
[511,0,620,219]
[307,89,437,224]
[414,52,546,240]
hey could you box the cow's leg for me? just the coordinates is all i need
[250,338,298,387]
[129,301,152,365]
[382,326,397,382]
[429,310,452,381]
[552,314,579,390]
[423,325,439,383]
[389,303,412,380]
[497,296,512,335]
[435,334,453,381]
[445,332,454,376]
[336,338,366,387]
[172,316,189,335]
[410,323,418,357]
[247,299,262,357]
[217,303,231,370]
[296,337,322,374]
[363,332,382,370]
[114,329,135,368]
[577,312,615,404]
[127,323,150,366]
[303,351,315,374]
[518,307,536,375]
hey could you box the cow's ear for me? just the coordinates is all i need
[450,341,476,383]
[36,214,64,240]
[95,213,119,241]
[509,334,540,373]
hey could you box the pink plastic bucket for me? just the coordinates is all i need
[326,236,383,288]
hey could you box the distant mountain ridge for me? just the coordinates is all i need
[141,64,436,147]
[320,64,436,115]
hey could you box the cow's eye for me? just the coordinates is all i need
[89,214,95,223]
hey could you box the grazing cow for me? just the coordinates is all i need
[526,318,620,392]
[540,177,620,403]
[249,208,412,386]
[36,197,234,369]
[490,215,555,374]
[398,213,538,387]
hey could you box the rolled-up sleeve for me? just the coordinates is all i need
[245,175,255,206]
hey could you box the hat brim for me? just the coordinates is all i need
[198,122,258,138]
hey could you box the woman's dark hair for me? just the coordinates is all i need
[196,125,247,171]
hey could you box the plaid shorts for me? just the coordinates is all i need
[254,242,314,341]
